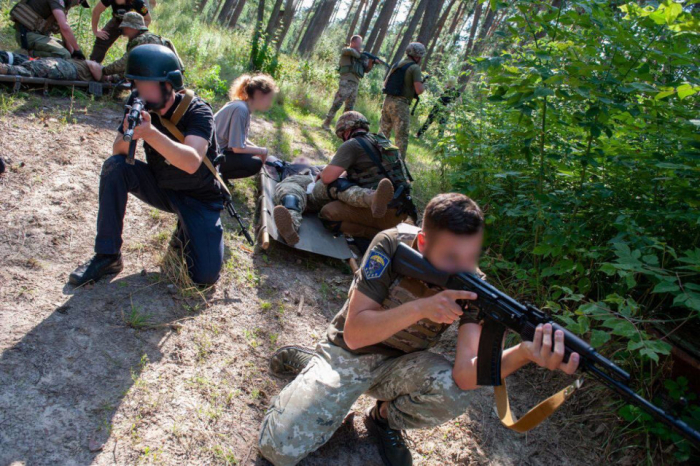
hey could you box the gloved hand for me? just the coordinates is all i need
[71,49,86,60]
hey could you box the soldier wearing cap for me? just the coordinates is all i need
[9,0,89,59]
[379,42,427,160]
[90,0,151,63]
[314,111,416,240]
[102,12,180,80]
[69,44,225,287]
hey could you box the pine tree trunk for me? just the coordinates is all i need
[416,0,443,45]
[345,0,366,44]
[228,0,247,28]
[276,0,298,50]
[389,0,417,60]
[424,0,456,65]
[433,0,466,65]
[365,0,398,52]
[390,0,428,65]
[197,0,211,14]
[292,0,321,51]
[359,0,381,37]
[458,0,481,84]
[217,0,238,24]
[265,0,285,36]
[298,0,340,55]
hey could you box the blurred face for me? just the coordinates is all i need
[351,38,362,50]
[121,27,139,40]
[417,229,483,275]
[293,156,311,165]
[134,80,174,112]
[250,89,275,112]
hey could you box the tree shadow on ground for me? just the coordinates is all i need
[0,272,201,466]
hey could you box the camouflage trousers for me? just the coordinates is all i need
[272,175,373,232]
[324,78,360,122]
[379,95,411,160]
[0,57,78,80]
[259,339,475,466]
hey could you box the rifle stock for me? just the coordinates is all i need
[392,242,700,445]
[123,98,145,165]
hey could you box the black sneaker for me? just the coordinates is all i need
[367,402,413,466]
[269,345,315,377]
[69,254,123,286]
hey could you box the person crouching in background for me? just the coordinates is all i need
[213,74,278,182]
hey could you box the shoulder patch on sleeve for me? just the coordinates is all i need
[364,249,390,280]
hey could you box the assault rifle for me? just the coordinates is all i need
[392,243,700,445]
[123,98,145,165]
[362,51,389,68]
[411,74,431,116]
[225,198,254,245]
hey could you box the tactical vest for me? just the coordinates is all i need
[347,133,416,218]
[346,133,407,189]
[338,53,365,79]
[142,90,219,194]
[376,224,452,353]
[10,0,60,35]
[382,61,414,97]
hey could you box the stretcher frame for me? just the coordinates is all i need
[0,75,129,97]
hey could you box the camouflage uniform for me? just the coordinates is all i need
[272,170,375,233]
[259,224,480,466]
[379,42,426,160]
[0,57,91,80]
[102,13,176,78]
[379,96,411,161]
[323,47,370,126]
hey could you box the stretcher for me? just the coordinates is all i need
[0,75,129,96]
[258,163,358,270]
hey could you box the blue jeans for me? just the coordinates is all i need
[95,155,224,285]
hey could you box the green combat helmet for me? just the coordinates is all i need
[126,44,184,90]
[406,42,426,59]
[119,11,149,32]
[335,110,370,140]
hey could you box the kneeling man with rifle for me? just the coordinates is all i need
[260,193,700,465]
[70,44,227,287]
[259,193,580,466]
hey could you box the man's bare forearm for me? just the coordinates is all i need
[452,344,530,391]
[143,129,201,173]
[344,299,423,350]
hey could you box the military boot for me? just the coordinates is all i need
[321,116,333,132]
[273,205,300,246]
[371,178,395,218]
[269,345,315,376]
[367,401,413,466]
[69,254,124,286]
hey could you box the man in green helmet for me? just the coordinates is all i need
[69,44,226,287]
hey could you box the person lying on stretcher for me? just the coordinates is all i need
[0,50,103,81]
[269,156,394,246]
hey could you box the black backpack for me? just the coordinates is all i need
[382,62,414,96]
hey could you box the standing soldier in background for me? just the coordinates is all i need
[321,35,376,131]
[90,0,151,63]
[9,0,89,60]
[101,12,179,81]
[379,42,426,161]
